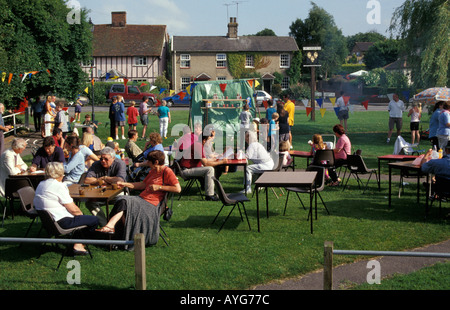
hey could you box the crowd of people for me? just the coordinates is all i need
[1,90,450,252]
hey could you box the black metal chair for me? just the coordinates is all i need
[283,165,330,217]
[36,209,92,270]
[342,154,380,193]
[428,176,450,216]
[212,176,251,232]
[17,186,40,238]
[158,191,174,246]
[311,149,335,168]
[172,160,204,200]
[2,178,33,227]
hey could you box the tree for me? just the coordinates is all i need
[346,31,386,52]
[253,28,276,36]
[389,0,450,88]
[0,0,92,107]
[364,39,401,70]
[289,2,348,79]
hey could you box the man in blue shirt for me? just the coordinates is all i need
[265,99,276,123]
[114,96,126,140]
[421,145,450,179]
[31,97,45,132]
[63,135,85,185]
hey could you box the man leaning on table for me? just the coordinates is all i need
[420,144,450,180]
[30,136,65,171]
[84,146,127,226]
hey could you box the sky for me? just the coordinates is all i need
[70,0,407,38]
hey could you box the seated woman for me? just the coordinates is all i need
[0,138,28,196]
[96,150,181,249]
[80,132,100,169]
[134,132,165,167]
[33,162,99,255]
[329,124,352,186]
[63,136,86,185]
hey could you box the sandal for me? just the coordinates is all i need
[95,226,115,234]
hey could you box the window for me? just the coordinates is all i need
[217,76,227,81]
[181,77,190,90]
[216,54,227,68]
[134,57,147,66]
[281,76,290,90]
[111,84,125,93]
[180,54,190,68]
[245,55,254,68]
[82,59,95,67]
[128,86,139,94]
[280,54,290,68]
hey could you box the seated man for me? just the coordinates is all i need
[84,146,127,226]
[125,130,143,163]
[30,136,65,171]
[420,145,450,196]
[178,133,228,201]
[242,130,274,194]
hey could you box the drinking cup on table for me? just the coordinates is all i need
[98,179,104,187]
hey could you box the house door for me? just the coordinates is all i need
[263,79,272,93]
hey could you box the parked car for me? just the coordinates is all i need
[106,84,156,104]
[255,90,272,106]
[162,90,191,106]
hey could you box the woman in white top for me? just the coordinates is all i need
[408,102,422,145]
[0,138,28,196]
[33,162,99,255]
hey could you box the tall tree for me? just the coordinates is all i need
[389,0,450,88]
[346,31,386,52]
[289,2,348,78]
[364,39,401,70]
[0,0,92,107]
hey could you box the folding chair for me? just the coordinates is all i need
[283,165,330,217]
[17,186,40,238]
[172,160,204,200]
[429,176,450,216]
[212,177,251,232]
[36,209,92,270]
[2,178,33,227]
[159,192,174,246]
[342,155,380,193]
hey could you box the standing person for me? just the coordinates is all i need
[239,103,252,151]
[283,94,295,149]
[108,96,117,139]
[0,103,13,154]
[276,102,290,143]
[126,101,139,131]
[157,100,171,139]
[408,102,422,145]
[386,93,405,143]
[54,102,69,138]
[114,95,126,140]
[0,138,28,196]
[31,97,44,132]
[265,99,276,123]
[336,91,349,132]
[74,99,83,122]
[139,96,152,140]
[43,95,56,138]
[268,112,279,151]
[429,101,444,149]
[436,102,450,150]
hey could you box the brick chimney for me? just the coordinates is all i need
[227,17,238,39]
[111,11,126,27]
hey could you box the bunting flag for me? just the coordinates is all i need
[169,90,175,96]
[402,90,410,102]
[262,100,268,109]
[219,83,227,93]
[204,84,211,96]
[47,69,51,75]
[123,78,128,86]
[178,91,186,100]
[362,100,369,110]
[159,88,166,94]
[186,84,192,95]
[306,107,312,117]
[140,82,146,88]
[247,80,253,88]
[8,73,13,84]
[105,73,110,81]
[84,87,89,94]
[344,96,350,106]
[316,98,323,108]
[301,99,309,107]
[155,99,161,107]
[334,107,340,117]
[1,72,5,82]
[255,80,260,88]
[329,97,336,106]
[387,93,394,101]
[320,108,327,118]
[91,79,95,86]
[150,85,157,92]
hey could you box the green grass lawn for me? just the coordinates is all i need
[0,107,448,290]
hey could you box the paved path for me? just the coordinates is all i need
[252,239,450,290]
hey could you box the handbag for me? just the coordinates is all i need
[161,167,174,221]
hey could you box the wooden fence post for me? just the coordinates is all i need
[134,233,146,290]
[323,241,333,290]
